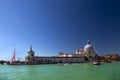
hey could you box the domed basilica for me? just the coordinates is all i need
[76,40,98,61]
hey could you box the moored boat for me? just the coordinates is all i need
[9,49,16,65]
[9,49,25,65]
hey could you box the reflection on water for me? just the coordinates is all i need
[0,62,120,80]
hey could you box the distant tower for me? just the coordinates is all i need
[30,45,32,50]
[25,45,36,64]
[76,48,79,54]
[79,47,84,54]
[28,45,35,57]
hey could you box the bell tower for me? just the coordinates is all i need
[28,45,35,57]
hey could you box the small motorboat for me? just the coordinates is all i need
[92,60,100,65]
[58,63,64,66]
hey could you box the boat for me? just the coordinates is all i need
[9,49,25,65]
[92,60,100,65]
[64,63,70,65]
[57,63,64,66]
[9,49,16,65]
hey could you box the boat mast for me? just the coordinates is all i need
[10,48,15,64]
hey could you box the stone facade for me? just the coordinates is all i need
[25,56,84,64]
[25,46,84,64]
[25,40,98,64]
[83,40,97,61]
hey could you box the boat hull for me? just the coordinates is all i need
[92,60,100,65]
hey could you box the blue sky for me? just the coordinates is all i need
[0,0,120,60]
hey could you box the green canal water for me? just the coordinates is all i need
[0,62,120,80]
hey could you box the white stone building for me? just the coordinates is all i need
[76,40,98,61]
[25,46,84,64]
[58,40,98,61]
[25,40,98,64]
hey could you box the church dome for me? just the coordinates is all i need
[84,40,94,52]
